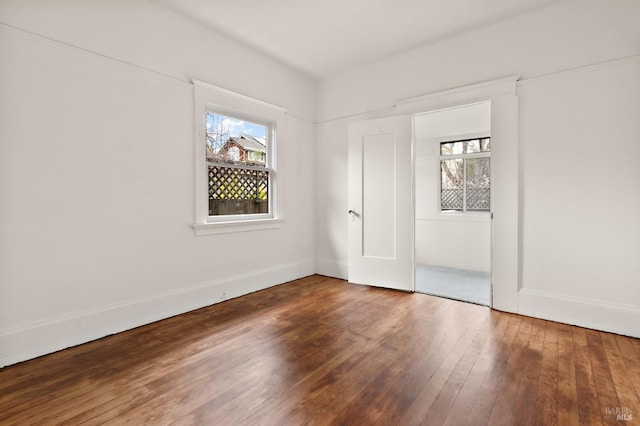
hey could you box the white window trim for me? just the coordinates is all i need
[193,218,284,236]
[192,80,286,236]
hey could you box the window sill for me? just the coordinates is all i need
[192,218,283,236]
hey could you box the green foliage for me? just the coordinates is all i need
[210,166,268,201]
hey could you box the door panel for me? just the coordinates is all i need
[362,133,396,259]
[348,116,413,291]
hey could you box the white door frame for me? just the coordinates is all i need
[412,102,493,306]
[397,76,520,313]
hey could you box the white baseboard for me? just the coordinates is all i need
[0,258,315,367]
[5,259,636,367]
[316,257,348,280]
[518,288,640,338]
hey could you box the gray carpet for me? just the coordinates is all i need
[415,265,491,306]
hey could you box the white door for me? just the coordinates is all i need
[348,115,413,291]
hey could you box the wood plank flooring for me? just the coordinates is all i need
[1,275,639,425]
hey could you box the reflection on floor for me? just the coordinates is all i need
[415,264,490,306]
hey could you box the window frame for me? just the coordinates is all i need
[205,110,275,223]
[192,80,285,236]
[439,137,491,214]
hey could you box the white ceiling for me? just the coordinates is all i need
[151,0,563,80]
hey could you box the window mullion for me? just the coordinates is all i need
[463,159,467,212]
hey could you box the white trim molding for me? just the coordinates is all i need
[518,288,640,338]
[403,76,520,313]
[0,258,315,367]
[193,80,287,233]
[395,75,520,114]
[192,79,287,115]
[193,218,283,236]
[316,257,348,280]
[0,22,191,88]
[517,55,640,87]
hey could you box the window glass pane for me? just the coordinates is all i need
[440,142,456,156]
[206,112,267,166]
[463,139,481,153]
[208,165,269,216]
[481,138,491,152]
[206,111,271,217]
[466,158,490,211]
[440,139,485,155]
[440,141,467,155]
[441,159,463,210]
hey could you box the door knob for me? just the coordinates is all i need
[348,208,359,221]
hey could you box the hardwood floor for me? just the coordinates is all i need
[1,275,639,425]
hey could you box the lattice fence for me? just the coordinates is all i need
[208,165,269,216]
[441,188,490,211]
[467,188,490,210]
[208,165,268,200]
[441,189,464,210]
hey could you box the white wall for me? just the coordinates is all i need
[414,103,491,272]
[316,0,640,123]
[0,1,316,366]
[517,59,640,334]
[316,0,640,337]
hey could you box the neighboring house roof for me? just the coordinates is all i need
[228,135,266,153]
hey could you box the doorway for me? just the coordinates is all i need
[413,101,492,306]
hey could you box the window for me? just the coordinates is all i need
[440,137,491,212]
[206,112,273,219]
[192,80,284,235]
